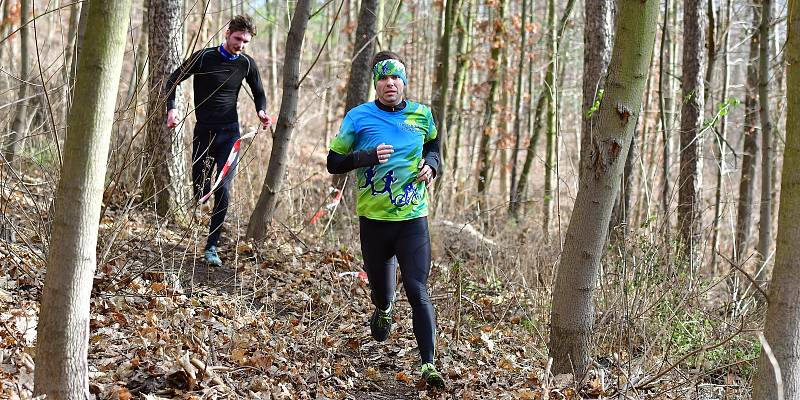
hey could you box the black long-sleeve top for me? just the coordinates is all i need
[164,47,267,124]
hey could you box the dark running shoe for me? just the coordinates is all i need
[421,362,445,389]
[369,305,393,342]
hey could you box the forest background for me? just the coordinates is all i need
[0,0,798,398]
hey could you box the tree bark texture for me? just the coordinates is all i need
[476,0,507,211]
[752,0,799,396]
[144,0,188,217]
[735,5,761,262]
[578,0,613,180]
[756,0,773,285]
[246,0,312,240]
[432,0,459,197]
[33,1,131,398]
[677,0,706,264]
[548,0,659,377]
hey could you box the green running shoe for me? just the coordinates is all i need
[421,363,445,389]
[204,246,223,266]
[369,304,393,342]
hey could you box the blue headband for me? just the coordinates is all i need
[372,59,408,87]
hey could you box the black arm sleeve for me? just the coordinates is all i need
[245,55,268,112]
[165,50,203,110]
[422,135,441,178]
[327,149,379,174]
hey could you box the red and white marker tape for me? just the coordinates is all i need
[199,128,257,204]
[308,187,344,225]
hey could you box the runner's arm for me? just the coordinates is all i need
[164,50,204,110]
[422,135,440,178]
[245,55,268,113]
[326,149,380,174]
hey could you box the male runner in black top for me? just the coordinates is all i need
[164,15,270,266]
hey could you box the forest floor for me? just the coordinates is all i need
[1,169,753,400]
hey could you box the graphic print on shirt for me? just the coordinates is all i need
[360,166,421,207]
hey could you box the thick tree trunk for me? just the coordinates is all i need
[735,5,761,263]
[677,0,706,264]
[548,0,659,376]
[755,0,773,286]
[3,0,32,166]
[751,1,799,397]
[144,0,188,217]
[32,1,131,398]
[246,0,313,240]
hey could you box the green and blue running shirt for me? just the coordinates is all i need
[329,101,438,220]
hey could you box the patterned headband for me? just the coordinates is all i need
[372,59,408,87]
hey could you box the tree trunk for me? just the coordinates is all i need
[446,2,472,183]
[541,0,555,238]
[144,0,188,217]
[516,90,547,212]
[578,0,613,181]
[508,0,528,216]
[548,0,659,377]
[541,0,577,235]
[659,0,675,225]
[246,0,313,240]
[677,0,706,264]
[32,1,131,398]
[432,0,459,197]
[331,0,378,190]
[476,0,507,212]
[709,0,732,272]
[3,0,32,166]
[751,1,799,396]
[734,4,761,263]
[755,0,773,287]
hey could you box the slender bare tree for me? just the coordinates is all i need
[755,0,774,287]
[548,0,659,377]
[735,3,761,263]
[247,0,313,240]
[677,0,706,264]
[3,0,31,166]
[33,1,131,398]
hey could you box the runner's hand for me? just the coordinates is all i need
[376,143,394,164]
[258,110,272,129]
[166,109,179,129]
[416,159,434,185]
